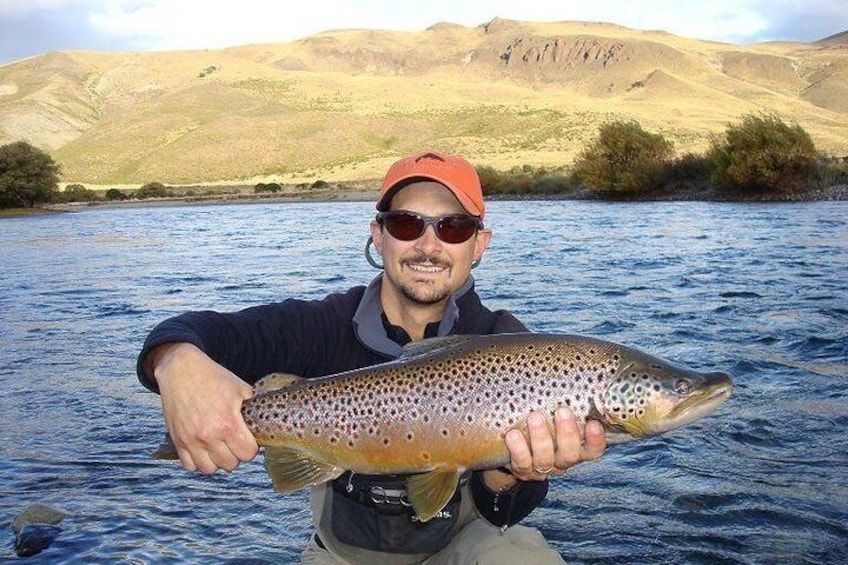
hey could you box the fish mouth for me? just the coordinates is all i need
[659,377,733,433]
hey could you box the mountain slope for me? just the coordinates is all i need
[0,18,845,185]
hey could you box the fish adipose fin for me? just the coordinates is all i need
[253,373,304,395]
[405,469,462,522]
[263,446,344,492]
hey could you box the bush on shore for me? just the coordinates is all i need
[571,120,674,194]
[134,182,172,199]
[0,141,60,208]
[707,112,818,196]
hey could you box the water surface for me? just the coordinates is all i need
[1,201,846,563]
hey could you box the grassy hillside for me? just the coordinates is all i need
[0,18,846,186]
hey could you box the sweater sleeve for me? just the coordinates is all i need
[470,470,549,527]
[136,300,315,392]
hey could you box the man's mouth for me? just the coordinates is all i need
[408,263,446,273]
[404,255,450,274]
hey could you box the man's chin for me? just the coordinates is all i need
[398,282,451,306]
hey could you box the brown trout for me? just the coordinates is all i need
[240,333,733,521]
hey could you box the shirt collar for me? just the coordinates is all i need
[352,274,474,358]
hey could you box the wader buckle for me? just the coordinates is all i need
[369,486,412,507]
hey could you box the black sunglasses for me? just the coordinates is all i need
[376,211,483,244]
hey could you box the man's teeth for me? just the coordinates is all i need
[409,263,444,273]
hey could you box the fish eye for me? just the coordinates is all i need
[674,378,693,395]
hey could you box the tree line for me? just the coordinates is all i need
[1,113,846,210]
[480,113,845,199]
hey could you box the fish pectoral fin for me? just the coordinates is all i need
[263,446,344,492]
[587,402,638,444]
[405,469,461,522]
[253,373,303,395]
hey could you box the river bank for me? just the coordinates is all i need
[3,182,847,218]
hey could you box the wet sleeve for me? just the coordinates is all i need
[492,310,529,333]
[136,300,316,392]
[470,470,548,527]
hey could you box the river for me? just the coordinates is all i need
[1,200,846,563]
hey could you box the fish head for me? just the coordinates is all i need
[594,348,733,443]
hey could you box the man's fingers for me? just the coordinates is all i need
[554,407,583,469]
[504,428,533,475]
[527,412,557,476]
[581,419,607,460]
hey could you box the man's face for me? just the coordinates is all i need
[371,181,491,308]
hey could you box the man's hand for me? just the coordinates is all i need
[482,407,606,490]
[150,343,259,474]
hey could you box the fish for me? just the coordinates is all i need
[240,333,733,522]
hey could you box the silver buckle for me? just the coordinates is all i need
[369,486,412,507]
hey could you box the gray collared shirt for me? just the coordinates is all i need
[351,274,475,358]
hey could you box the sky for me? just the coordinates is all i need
[1,0,847,65]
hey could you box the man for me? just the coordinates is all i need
[137,150,606,563]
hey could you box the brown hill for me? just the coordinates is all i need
[0,18,846,186]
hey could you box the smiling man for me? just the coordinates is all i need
[137,150,606,564]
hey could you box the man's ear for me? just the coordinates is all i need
[473,229,493,262]
[370,220,383,254]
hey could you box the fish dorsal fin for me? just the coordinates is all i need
[405,469,462,522]
[263,446,344,492]
[253,372,303,395]
[399,335,473,360]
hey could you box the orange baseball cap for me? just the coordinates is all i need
[377,151,485,219]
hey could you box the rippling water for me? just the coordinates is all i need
[1,201,846,563]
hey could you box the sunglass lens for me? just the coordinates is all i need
[437,217,477,243]
[385,213,425,240]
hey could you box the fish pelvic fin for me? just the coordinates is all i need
[253,373,303,396]
[405,469,462,522]
[263,446,344,492]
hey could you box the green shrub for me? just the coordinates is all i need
[813,157,848,189]
[62,183,98,202]
[572,120,674,193]
[707,113,817,194]
[105,188,128,201]
[478,165,577,196]
[135,181,171,199]
[254,182,281,194]
[0,141,60,208]
[311,180,329,189]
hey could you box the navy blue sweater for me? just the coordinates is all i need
[137,278,548,529]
